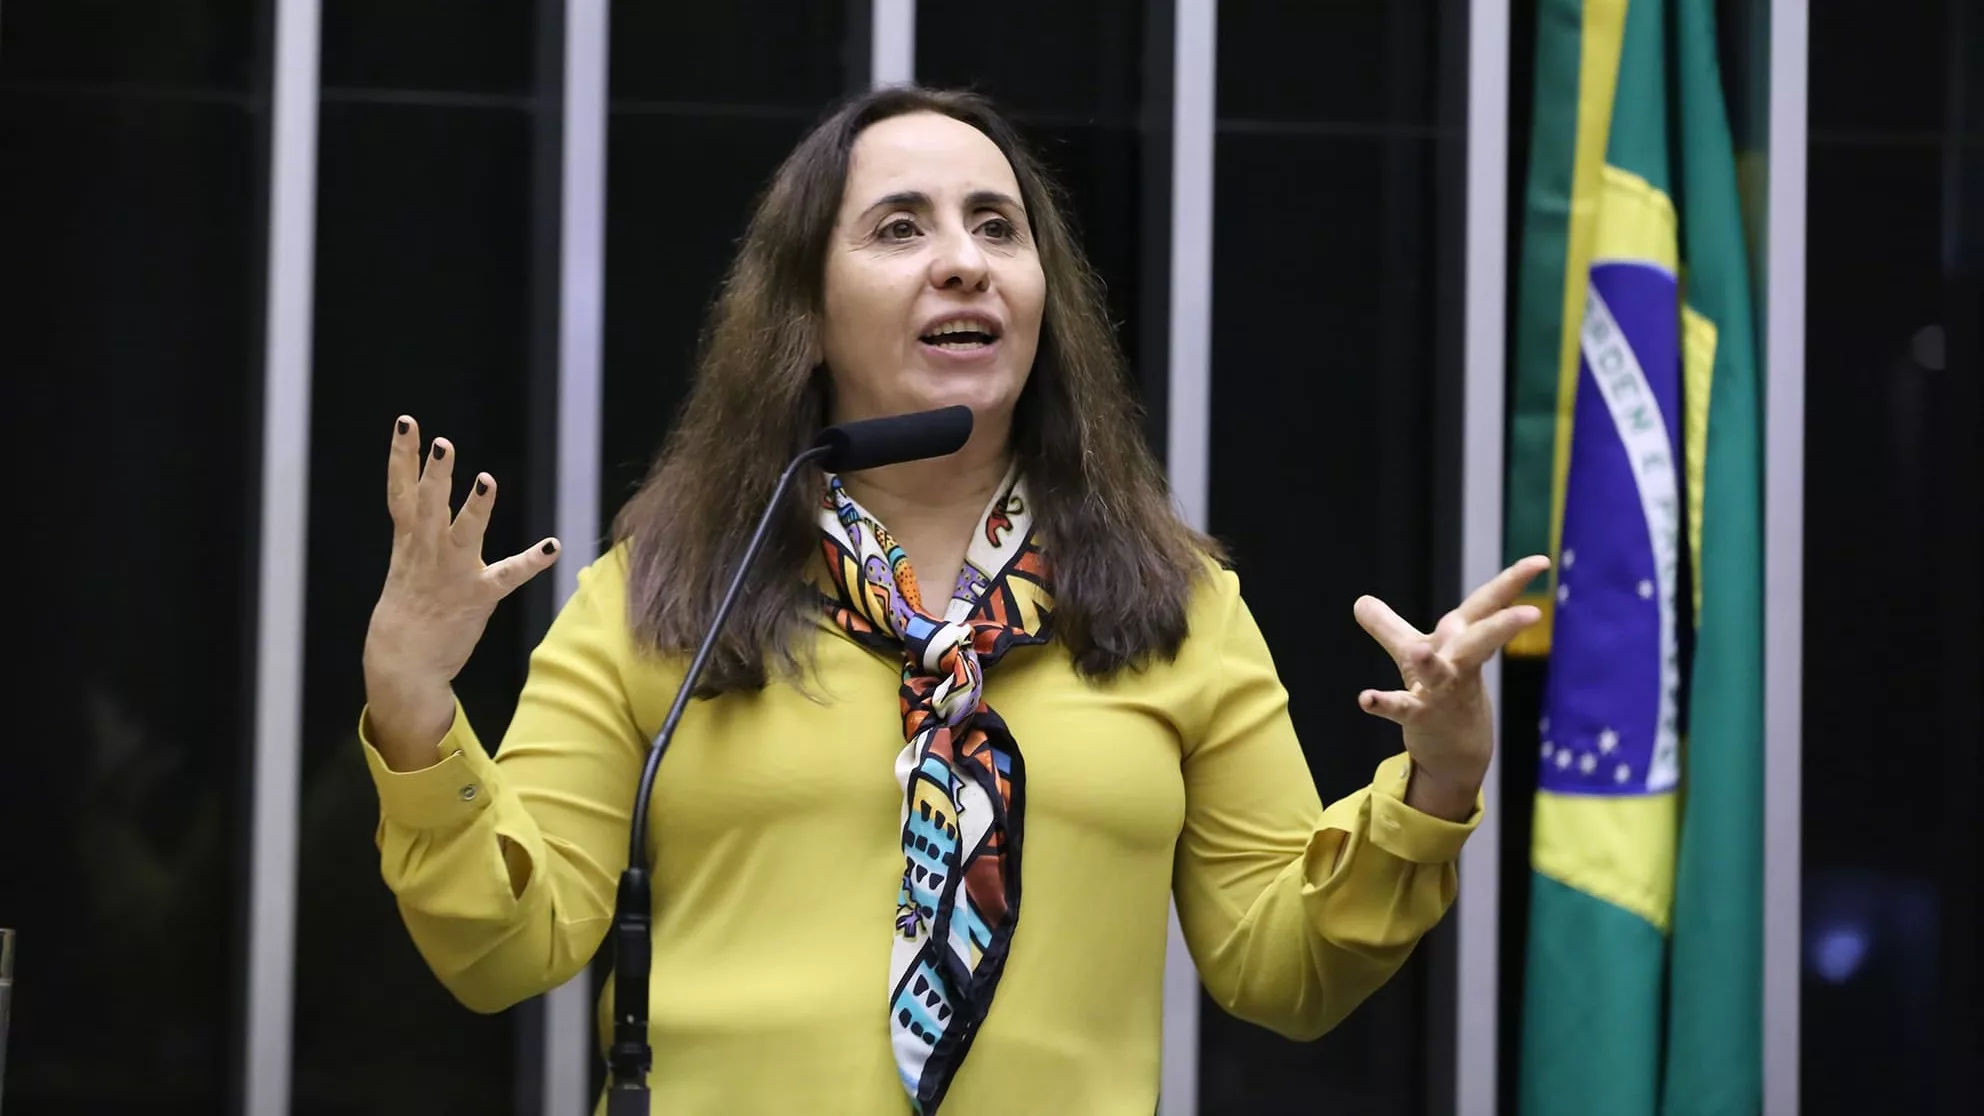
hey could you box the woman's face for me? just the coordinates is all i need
[818,112,1047,440]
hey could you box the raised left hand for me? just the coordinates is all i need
[1352,555,1552,820]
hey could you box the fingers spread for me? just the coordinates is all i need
[451,472,496,550]
[1456,554,1552,623]
[1354,595,1425,662]
[1360,688,1426,726]
[483,538,561,600]
[387,415,420,529]
[1448,604,1544,669]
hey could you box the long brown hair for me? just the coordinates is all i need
[612,85,1222,694]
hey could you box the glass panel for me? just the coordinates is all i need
[293,100,536,1115]
[0,89,260,1113]
[916,0,1147,119]
[1202,3,1463,1111]
[321,0,536,95]
[0,0,257,88]
[1801,0,1981,1110]
[610,1,849,105]
[1215,1,1441,127]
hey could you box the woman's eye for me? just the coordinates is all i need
[882,218,919,240]
[980,217,1014,240]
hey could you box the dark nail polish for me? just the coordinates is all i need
[474,479,489,497]
[396,419,409,435]
[541,541,558,555]
[432,443,447,460]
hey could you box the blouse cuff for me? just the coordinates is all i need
[357,699,498,831]
[1365,752,1480,864]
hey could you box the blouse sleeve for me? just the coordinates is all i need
[1172,567,1481,1041]
[357,549,654,1014]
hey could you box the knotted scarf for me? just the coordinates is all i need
[816,467,1052,1114]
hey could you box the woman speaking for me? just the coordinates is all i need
[357,85,1546,1115]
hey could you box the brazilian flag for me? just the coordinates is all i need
[1506,0,1764,1113]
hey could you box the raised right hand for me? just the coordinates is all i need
[362,415,560,765]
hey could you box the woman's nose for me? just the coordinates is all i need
[928,227,990,291]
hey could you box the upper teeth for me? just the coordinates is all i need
[928,320,989,337]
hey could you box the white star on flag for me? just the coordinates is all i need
[1557,582,1570,604]
[1562,549,1576,569]
[1542,741,1555,759]
[1638,579,1655,599]
[1578,753,1597,775]
[1615,763,1632,784]
[1597,728,1619,754]
[1556,749,1573,771]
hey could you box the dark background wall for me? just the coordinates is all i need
[1798,0,1981,1111]
[0,1,268,1110]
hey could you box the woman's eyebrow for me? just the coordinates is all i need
[857,189,1024,218]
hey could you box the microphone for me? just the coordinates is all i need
[810,403,974,473]
[604,405,973,1115]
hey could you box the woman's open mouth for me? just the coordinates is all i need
[918,316,1003,354]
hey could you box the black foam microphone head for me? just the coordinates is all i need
[813,405,974,472]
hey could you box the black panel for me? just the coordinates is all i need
[1201,129,1445,1116]
[916,0,1146,121]
[293,101,534,1116]
[1801,1,1982,1110]
[608,1,851,105]
[321,1,535,94]
[1018,121,1153,390]
[0,91,260,1114]
[1800,145,1953,1114]
[1496,0,1545,1100]
[1216,1,1442,127]
[0,0,258,89]
[1807,0,1948,137]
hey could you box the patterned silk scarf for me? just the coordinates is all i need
[816,467,1053,1114]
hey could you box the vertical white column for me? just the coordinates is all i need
[1161,2,1216,1113]
[246,0,321,1113]
[1165,0,1214,537]
[1455,0,1512,1112]
[1763,2,1807,1113]
[871,0,915,87]
[539,2,611,1114]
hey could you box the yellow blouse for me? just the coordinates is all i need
[359,545,1478,1115]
